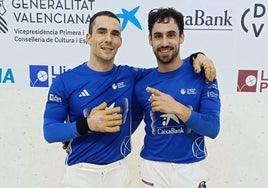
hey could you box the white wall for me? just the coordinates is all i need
[1,90,267,187]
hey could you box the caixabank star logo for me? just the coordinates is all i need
[0,0,8,33]
[237,70,268,92]
[116,6,142,31]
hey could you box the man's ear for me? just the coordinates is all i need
[86,33,91,44]
[148,35,152,46]
[179,32,184,44]
[118,36,122,48]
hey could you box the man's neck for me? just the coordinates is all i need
[157,58,183,72]
[87,58,114,72]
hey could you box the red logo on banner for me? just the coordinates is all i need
[237,70,258,92]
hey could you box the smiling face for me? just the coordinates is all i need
[86,15,122,71]
[149,17,184,71]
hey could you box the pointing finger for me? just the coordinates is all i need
[146,86,161,96]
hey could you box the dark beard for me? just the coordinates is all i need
[155,50,178,65]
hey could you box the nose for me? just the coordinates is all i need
[161,36,169,46]
[104,33,112,42]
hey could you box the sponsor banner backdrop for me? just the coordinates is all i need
[0,0,267,93]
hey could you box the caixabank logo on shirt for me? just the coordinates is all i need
[29,65,70,87]
[237,70,268,92]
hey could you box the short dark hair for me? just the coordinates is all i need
[88,11,120,34]
[148,7,184,37]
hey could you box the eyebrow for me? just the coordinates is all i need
[153,30,176,35]
[96,27,107,31]
[96,27,121,34]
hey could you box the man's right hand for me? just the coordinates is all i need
[192,53,217,82]
[87,102,123,132]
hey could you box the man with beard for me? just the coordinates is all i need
[134,8,221,188]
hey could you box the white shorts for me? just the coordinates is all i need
[140,159,207,188]
[62,159,131,188]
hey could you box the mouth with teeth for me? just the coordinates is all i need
[101,46,113,52]
[158,47,173,56]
